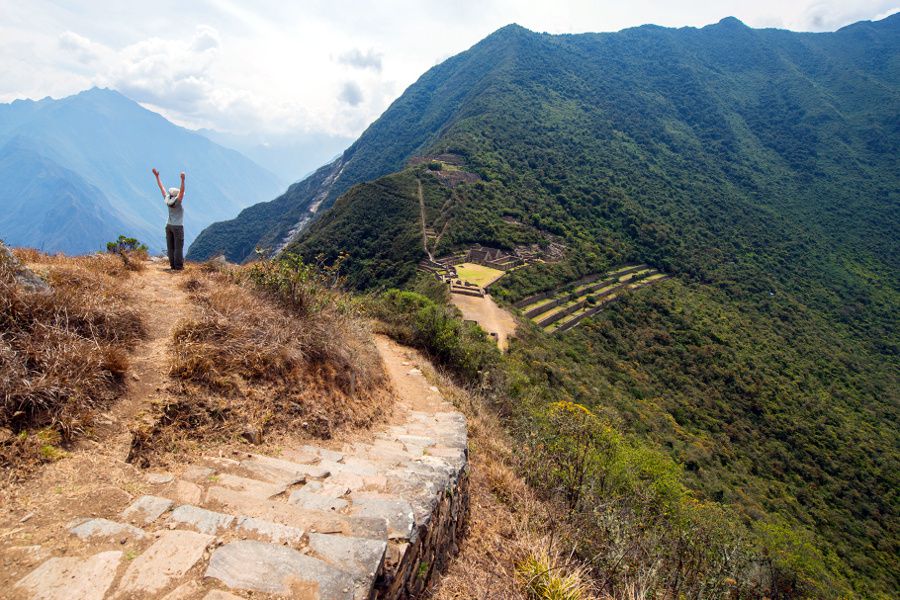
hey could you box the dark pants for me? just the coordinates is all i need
[165,224,184,270]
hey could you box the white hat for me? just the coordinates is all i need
[166,188,180,206]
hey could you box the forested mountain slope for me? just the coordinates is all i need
[208,15,897,596]
[187,21,535,262]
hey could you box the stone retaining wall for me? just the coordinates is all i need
[377,465,469,598]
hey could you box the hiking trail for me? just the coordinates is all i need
[416,179,434,262]
[1,262,469,600]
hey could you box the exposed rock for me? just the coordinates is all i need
[206,540,354,598]
[166,504,234,535]
[69,518,146,541]
[14,550,122,600]
[0,242,49,293]
[241,426,262,445]
[116,530,214,595]
[121,495,174,525]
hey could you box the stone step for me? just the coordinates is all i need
[10,385,468,600]
[14,551,122,600]
[68,517,147,542]
[204,485,388,540]
[115,529,214,596]
[166,504,235,535]
[172,479,204,504]
[235,515,305,546]
[348,494,415,541]
[211,472,288,499]
[206,453,332,485]
[288,480,350,512]
[307,533,387,600]
[206,540,355,598]
[121,495,174,526]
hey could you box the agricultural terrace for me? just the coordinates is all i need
[518,264,669,333]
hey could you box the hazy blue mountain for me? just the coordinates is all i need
[0,88,283,253]
[196,128,352,184]
[0,137,139,254]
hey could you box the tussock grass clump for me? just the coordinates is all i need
[129,256,390,464]
[1,247,144,478]
[517,547,593,600]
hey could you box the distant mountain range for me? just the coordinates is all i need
[0,88,283,254]
[195,128,353,185]
[189,14,899,596]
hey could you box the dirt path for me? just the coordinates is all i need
[417,178,434,261]
[113,260,190,427]
[450,293,518,351]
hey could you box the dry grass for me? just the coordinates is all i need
[454,263,506,288]
[421,365,598,600]
[1,248,144,480]
[128,263,391,465]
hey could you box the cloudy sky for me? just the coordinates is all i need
[2,0,897,140]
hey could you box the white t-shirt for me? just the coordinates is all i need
[166,194,184,227]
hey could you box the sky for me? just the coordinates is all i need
[1,0,897,141]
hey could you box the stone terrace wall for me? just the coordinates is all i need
[378,465,469,598]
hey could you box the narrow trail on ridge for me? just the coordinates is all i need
[1,261,470,600]
[112,261,191,432]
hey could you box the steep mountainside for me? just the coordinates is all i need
[0,139,134,253]
[0,88,282,253]
[188,25,527,262]
[272,16,896,596]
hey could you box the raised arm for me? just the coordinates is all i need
[178,172,185,201]
[152,168,166,198]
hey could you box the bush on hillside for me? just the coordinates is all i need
[1,248,144,477]
[106,235,148,271]
[369,289,499,382]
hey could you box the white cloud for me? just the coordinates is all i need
[58,31,105,64]
[338,81,364,106]
[337,48,383,71]
[1,0,897,140]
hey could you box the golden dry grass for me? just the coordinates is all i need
[128,262,392,465]
[421,364,598,600]
[1,248,144,480]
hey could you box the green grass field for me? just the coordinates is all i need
[454,263,506,287]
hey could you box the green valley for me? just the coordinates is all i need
[196,14,899,598]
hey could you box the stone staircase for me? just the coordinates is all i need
[11,368,468,600]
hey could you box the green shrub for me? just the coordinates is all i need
[370,289,499,382]
[106,235,148,269]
